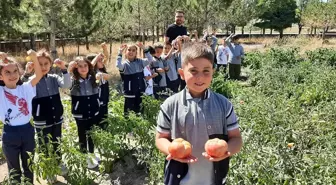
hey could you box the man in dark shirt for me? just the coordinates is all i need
[164,10,188,44]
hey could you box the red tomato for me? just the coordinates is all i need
[168,138,192,159]
[205,138,228,158]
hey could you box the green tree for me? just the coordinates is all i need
[302,0,336,38]
[254,0,298,38]
[0,0,21,39]
[225,0,259,34]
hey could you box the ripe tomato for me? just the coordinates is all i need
[205,138,228,158]
[168,138,192,159]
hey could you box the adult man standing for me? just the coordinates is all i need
[164,10,188,91]
[164,10,188,44]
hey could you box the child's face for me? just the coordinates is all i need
[126,46,137,61]
[38,56,51,75]
[155,48,163,57]
[77,60,89,77]
[222,39,226,46]
[179,58,213,97]
[232,38,239,44]
[164,45,172,55]
[0,64,20,88]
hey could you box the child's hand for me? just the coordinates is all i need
[94,53,105,63]
[54,58,67,70]
[98,53,105,60]
[95,73,102,81]
[68,61,77,72]
[27,49,37,60]
[202,151,231,162]
[25,62,34,74]
[156,68,164,73]
[136,42,144,49]
[176,36,183,42]
[182,35,190,42]
[152,73,158,77]
[0,52,7,60]
[119,44,127,53]
[166,154,198,163]
[203,30,208,36]
[100,42,107,50]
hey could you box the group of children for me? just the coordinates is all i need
[115,35,243,185]
[116,36,186,114]
[117,31,244,115]
[0,43,111,184]
[0,31,243,184]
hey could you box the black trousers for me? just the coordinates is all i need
[2,123,35,184]
[153,86,167,99]
[216,64,227,73]
[124,93,142,114]
[75,117,99,153]
[98,104,108,129]
[166,77,179,93]
[36,123,62,161]
[229,63,241,80]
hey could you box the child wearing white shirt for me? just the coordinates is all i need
[0,50,43,184]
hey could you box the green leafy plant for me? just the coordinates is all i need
[60,130,101,185]
[28,133,61,185]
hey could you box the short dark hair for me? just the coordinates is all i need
[164,42,172,47]
[232,35,240,41]
[153,42,164,50]
[175,10,184,15]
[146,46,155,55]
[86,53,97,62]
[181,42,214,66]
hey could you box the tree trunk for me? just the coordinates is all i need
[298,23,303,34]
[138,1,141,43]
[204,0,209,29]
[314,27,317,36]
[61,39,65,55]
[50,12,57,60]
[241,26,244,35]
[262,28,265,35]
[270,29,273,35]
[85,36,89,50]
[77,39,80,56]
[29,33,36,50]
[322,27,327,40]
[162,22,166,41]
[109,39,113,64]
[20,38,23,53]
[156,25,160,42]
[249,28,252,40]
[152,26,155,44]
[279,29,284,39]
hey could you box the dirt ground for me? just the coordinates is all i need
[0,154,148,185]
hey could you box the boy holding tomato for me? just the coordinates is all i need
[155,42,243,185]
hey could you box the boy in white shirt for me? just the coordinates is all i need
[216,38,230,72]
[143,65,158,96]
